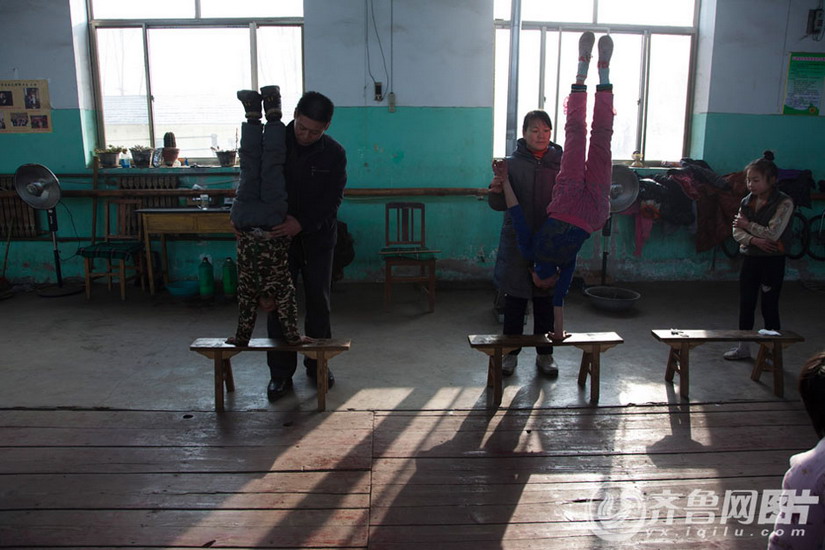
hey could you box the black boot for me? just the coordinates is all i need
[237,90,262,121]
[261,85,282,122]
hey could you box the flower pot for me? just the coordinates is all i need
[215,150,237,167]
[98,152,120,168]
[130,149,152,168]
[162,147,179,167]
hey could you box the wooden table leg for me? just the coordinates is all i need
[213,352,224,412]
[752,344,768,381]
[577,351,590,387]
[143,223,155,295]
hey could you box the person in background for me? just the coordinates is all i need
[767,351,825,549]
[723,151,793,361]
[488,111,563,377]
[265,91,348,401]
[226,85,310,349]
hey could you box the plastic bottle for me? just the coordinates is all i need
[198,257,215,298]
[222,257,237,297]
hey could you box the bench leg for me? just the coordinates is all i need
[316,353,329,412]
[576,350,601,403]
[677,344,690,399]
[751,343,785,398]
[223,358,235,393]
[487,351,503,408]
[213,352,225,412]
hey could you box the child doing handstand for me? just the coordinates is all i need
[494,31,614,340]
[226,86,310,346]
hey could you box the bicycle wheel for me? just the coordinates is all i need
[808,213,825,261]
[720,235,740,258]
[786,211,808,259]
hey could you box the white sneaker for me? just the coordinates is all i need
[723,344,751,361]
[536,354,559,376]
[502,354,518,376]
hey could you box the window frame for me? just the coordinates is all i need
[493,15,699,162]
[87,8,304,162]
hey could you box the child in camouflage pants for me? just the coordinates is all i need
[226,86,308,346]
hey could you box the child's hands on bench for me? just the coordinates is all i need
[547,330,571,342]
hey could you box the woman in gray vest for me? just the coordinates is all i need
[724,151,794,360]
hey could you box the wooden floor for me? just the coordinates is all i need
[0,400,815,549]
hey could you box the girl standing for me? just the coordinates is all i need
[724,151,794,360]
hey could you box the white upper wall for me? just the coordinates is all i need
[698,0,825,115]
[0,0,84,110]
[304,0,494,107]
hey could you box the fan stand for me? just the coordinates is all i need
[13,164,83,298]
[600,214,613,286]
[36,206,82,297]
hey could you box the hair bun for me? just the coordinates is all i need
[763,150,775,161]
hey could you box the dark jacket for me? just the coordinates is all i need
[489,138,562,299]
[284,121,347,248]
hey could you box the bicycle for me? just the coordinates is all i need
[808,210,825,260]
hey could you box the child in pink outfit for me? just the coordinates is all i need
[498,32,614,339]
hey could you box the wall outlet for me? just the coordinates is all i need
[808,8,823,35]
[374,82,383,102]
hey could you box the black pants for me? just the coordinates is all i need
[267,229,336,379]
[502,294,554,355]
[738,255,785,331]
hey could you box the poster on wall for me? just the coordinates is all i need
[0,79,52,133]
[783,53,825,115]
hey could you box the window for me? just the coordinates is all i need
[89,0,303,161]
[493,0,697,162]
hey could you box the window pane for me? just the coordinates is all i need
[148,28,252,157]
[92,0,194,19]
[522,0,593,23]
[556,32,642,160]
[98,28,151,150]
[516,30,542,142]
[542,31,561,134]
[201,0,302,18]
[257,26,304,120]
[493,28,509,157]
[645,34,691,161]
[598,0,695,27]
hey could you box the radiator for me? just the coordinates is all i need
[0,175,39,237]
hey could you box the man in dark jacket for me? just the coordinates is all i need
[266,91,348,400]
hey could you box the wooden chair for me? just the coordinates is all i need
[379,202,440,312]
[78,199,146,300]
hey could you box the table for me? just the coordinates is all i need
[137,208,233,295]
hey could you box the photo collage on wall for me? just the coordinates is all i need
[0,79,52,133]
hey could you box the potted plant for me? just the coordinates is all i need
[212,146,237,167]
[94,145,127,168]
[212,129,238,167]
[129,145,153,168]
[162,132,179,166]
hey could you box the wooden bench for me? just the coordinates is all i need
[190,338,351,412]
[651,329,805,399]
[468,332,624,407]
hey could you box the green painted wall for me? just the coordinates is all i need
[0,109,97,174]
[691,112,825,178]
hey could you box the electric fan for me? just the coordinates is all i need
[584,164,641,311]
[13,164,82,297]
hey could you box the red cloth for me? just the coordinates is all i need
[694,171,748,253]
